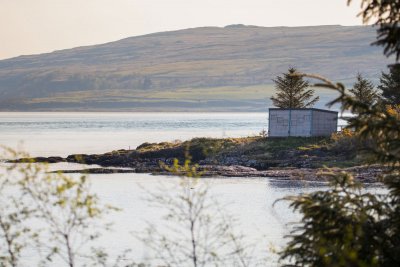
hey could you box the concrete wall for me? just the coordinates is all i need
[289,110,312,136]
[311,110,338,136]
[269,108,338,137]
[269,109,312,137]
[269,110,290,137]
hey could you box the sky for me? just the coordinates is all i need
[0,0,363,60]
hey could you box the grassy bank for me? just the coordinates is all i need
[136,134,364,169]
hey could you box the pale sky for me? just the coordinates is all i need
[0,0,363,60]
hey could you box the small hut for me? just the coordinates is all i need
[268,108,338,137]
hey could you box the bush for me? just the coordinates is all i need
[280,171,384,267]
[282,68,400,266]
[329,129,359,154]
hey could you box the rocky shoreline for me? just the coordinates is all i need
[11,136,384,183]
[53,164,383,183]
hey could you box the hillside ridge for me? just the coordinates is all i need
[0,25,390,111]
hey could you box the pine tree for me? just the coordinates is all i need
[378,64,400,105]
[270,67,319,108]
[349,73,378,105]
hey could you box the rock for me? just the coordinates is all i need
[9,156,65,163]
[51,168,137,174]
[9,138,385,184]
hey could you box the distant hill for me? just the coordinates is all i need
[0,25,391,111]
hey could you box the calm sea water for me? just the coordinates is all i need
[0,112,268,157]
[0,112,364,266]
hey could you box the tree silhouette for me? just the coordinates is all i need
[378,65,400,105]
[270,67,319,108]
[347,0,400,61]
[349,73,378,106]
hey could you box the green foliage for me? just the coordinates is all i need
[136,141,181,152]
[184,137,243,162]
[270,67,319,108]
[282,0,400,259]
[348,0,400,60]
[88,248,146,267]
[138,136,363,169]
[19,171,106,266]
[334,92,400,166]
[349,73,378,106]
[141,158,255,267]
[235,136,329,159]
[328,129,362,158]
[283,66,400,266]
[0,148,124,267]
[137,137,255,163]
[0,149,36,267]
[378,65,400,105]
[160,154,203,179]
[281,171,384,267]
[261,137,327,153]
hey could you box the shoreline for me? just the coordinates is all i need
[51,164,383,184]
[11,135,384,183]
